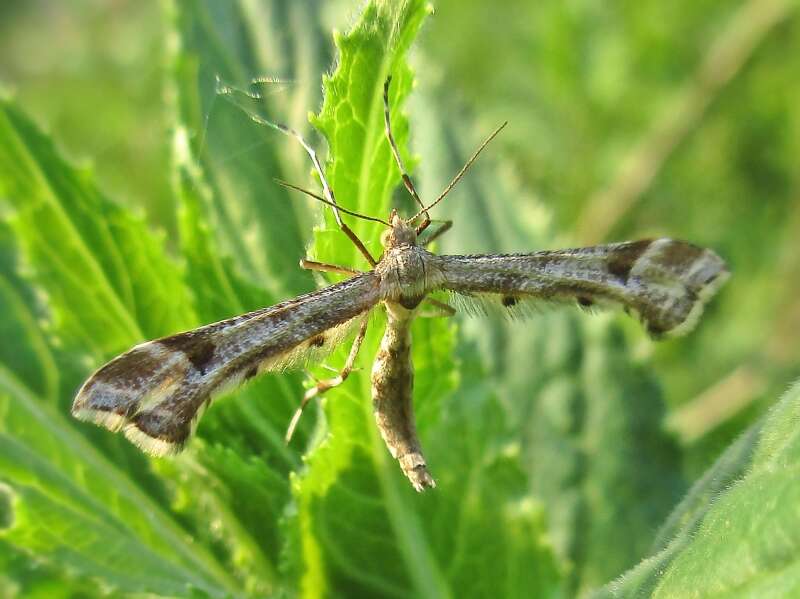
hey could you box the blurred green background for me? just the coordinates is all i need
[1,0,799,596]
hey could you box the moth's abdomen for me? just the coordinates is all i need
[370,302,435,492]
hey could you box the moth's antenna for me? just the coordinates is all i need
[217,79,378,266]
[383,76,430,232]
[275,179,391,226]
[411,121,508,226]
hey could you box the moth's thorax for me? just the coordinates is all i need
[377,244,442,310]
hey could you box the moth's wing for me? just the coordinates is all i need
[72,272,382,456]
[436,238,728,337]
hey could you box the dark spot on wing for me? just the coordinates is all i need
[308,335,326,348]
[160,333,216,375]
[656,240,703,271]
[132,410,190,448]
[608,239,653,283]
[501,296,518,307]
[577,296,594,308]
[244,366,259,381]
[88,346,168,392]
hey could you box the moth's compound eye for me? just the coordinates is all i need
[380,229,393,248]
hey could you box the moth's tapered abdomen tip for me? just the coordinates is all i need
[409,468,437,492]
[398,453,436,492]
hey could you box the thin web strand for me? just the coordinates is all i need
[216,79,378,265]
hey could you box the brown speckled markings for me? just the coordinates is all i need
[371,301,435,492]
[436,238,729,338]
[72,272,381,455]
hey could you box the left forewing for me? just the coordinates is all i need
[436,238,728,337]
[72,272,381,455]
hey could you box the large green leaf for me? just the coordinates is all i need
[0,384,239,597]
[0,222,57,404]
[0,97,194,359]
[166,0,330,297]
[165,3,334,591]
[597,380,800,597]
[290,2,462,596]
[0,539,101,599]
[0,97,244,596]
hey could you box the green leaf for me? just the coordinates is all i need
[290,3,461,596]
[165,4,334,590]
[0,97,246,596]
[0,222,58,403]
[0,96,194,359]
[0,537,103,599]
[165,0,331,298]
[0,377,240,597]
[597,380,800,598]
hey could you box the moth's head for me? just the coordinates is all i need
[380,209,417,249]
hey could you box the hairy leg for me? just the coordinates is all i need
[285,316,369,443]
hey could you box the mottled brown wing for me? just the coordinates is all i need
[436,238,728,337]
[72,272,381,456]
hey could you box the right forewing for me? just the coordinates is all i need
[72,272,382,455]
[436,238,728,337]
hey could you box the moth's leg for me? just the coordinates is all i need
[418,297,456,318]
[422,220,453,247]
[383,77,430,232]
[299,259,362,276]
[285,316,369,443]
